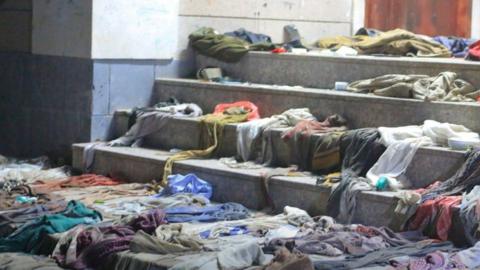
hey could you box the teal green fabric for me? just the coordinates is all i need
[0,200,102,254]
[189,27,276,62]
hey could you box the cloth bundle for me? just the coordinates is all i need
[347,72,480,102]
[189,27,276,62]
[316,29,451,57]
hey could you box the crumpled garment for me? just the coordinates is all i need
[378,120,480,147]
[459,186,480,245]
[165,203,251,223]
[53,209,166,269]
[266,223,417,257]
[433,36,475,58]
[169,240,267,270]
[366,141,420,190]
[391,250,468,269]
[407,196,462,241]
[94,193,209,218]
[163,112,250,184]
[327,128,385,223]
[108,103,203,147]
[0,200,102,254]
[0,166,69,186]
[237,108,316,163]
[347,72,480,102]
[0,184,64,211]
[314,240,455,270]
[0,252,64,270]
[32,174,122,193]
[253,247,314,270]
[130,225,203,254]
[316,29,450,57]
[421,150,480,198]
[158,174,213,199]
[213,101,260,121]
[281,115,347,140]
[225,28,272,44]
[0,200,67,238]
[467,40,480,61]
[189,27,276,62]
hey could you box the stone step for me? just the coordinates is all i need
[196,52,480,89]
[72,143,396,227]
[72,143,469,244]
[154,78,480,132]
[111,113,466,189]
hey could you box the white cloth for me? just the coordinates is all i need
[379,120,479,147]
[366,141,420,190]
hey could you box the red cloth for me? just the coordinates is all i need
[467,40,480,61]
[408,196,461,241]
[213,101,260,121]
[33,174,122,192]
[272,47,287,54]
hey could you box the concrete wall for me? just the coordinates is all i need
[0,53,93,162]
[0,0,32,52]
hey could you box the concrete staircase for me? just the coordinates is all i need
[73,53,480,234]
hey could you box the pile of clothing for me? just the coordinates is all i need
[346,72,480,102]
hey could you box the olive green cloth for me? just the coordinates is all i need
[316,29,451,57]
[347,72,480,102]
[189,27,276,62]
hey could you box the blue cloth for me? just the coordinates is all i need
[165,203,250,223]
[225,28,272,44]
[199,225,249,239]
[158,174,213,199]
[433,36,475,58]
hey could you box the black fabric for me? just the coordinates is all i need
[327,128,385,218]
[422,150,480,200]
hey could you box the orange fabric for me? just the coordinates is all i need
[213,101,260,121]
[33,174,122,192]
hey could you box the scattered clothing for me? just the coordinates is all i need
[189,27,276,62]
[316,29,451,57]
[0,252,64,270]
[108,103,203,147]
[459,186,480,245]
[327,128,385,223]
[407,196,462,241]
[378,120,480,147]
[0,201,102,254]
[281,115,347,140]
[165,203,251,223]
[163,111,250,184]
[467,40,480,61]
[237,108,316,163]
[313,240,455,270]
[347,72,480,102]
[213,101,260,121]
[433,36,475,58]
[225,28,272,44]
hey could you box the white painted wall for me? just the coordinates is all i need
[92,0,179,59]
[176,0,356,59]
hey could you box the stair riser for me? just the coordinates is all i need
[197,53,480,89]
[155,80,480,133]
